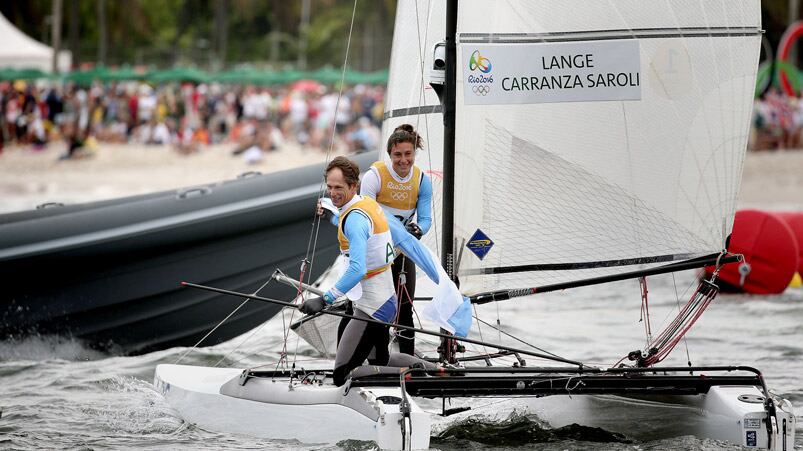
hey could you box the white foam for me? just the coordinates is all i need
[0,335,105,361]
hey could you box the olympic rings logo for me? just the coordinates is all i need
[472,85,490,96]
[391,191,409,201]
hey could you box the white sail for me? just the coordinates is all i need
[452,0,761,293]
[381,0,446,263]
[382,2,761,294]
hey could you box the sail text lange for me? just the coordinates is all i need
[542,53,594,70]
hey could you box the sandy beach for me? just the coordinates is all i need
[739,150,803,211]
[0,142,801,214]
[0,142,340,214]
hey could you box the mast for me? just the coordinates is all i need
[441,0,457,274]
[439,0,459,363]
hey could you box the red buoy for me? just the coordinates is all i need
[777,212,803,278]
[708,210,800,294]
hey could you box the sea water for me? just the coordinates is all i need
[1,270,801,450]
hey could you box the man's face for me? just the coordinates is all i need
[326,167,357,207]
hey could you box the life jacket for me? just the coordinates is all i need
[337,195,397,320]
[370,161,422,225]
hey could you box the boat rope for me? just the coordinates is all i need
[301,0,360,295]
[280,259,311,372]
[671,272,694,367]
[638,276,652,348]
[283,0,360,366]
[617,253,732,368]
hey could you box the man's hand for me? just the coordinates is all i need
[299,296,325,315]
[316,199,332,221]
[405,222,423,239]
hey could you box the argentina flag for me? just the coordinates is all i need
[387,219,473,337]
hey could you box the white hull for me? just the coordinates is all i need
[524,389,796,449]
[155,363,795,450]
[154,364,431,449]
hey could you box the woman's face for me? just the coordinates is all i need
[389,141,415,177]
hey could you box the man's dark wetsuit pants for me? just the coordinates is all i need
[391,254,416,355]
[333,302,390,386]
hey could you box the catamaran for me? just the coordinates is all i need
[155,1,797,449]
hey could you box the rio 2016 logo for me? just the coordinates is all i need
[469,50,492,73]
[468,50,493,96]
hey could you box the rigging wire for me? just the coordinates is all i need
[171,0,363,363]
[472,314,568,362]
[302,0,360,283]
[281,0,361,369]
[173,277,276,365]
[409,0,440,259]
[672,272,694,366]
[187,0,358,368]
[472,303,491,360]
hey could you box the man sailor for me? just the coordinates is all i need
[302,156,399,386]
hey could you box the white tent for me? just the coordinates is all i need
[0,12,71,72]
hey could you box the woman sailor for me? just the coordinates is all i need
[360,124,433,356]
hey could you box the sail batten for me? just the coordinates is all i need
[460,27,761,44]
[382,105,443,121]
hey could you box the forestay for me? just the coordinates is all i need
[453,0,761,294]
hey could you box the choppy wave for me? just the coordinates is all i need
[432,412,630,447]
[1,271,801,449]
[0,334,106,362]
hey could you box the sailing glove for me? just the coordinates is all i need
[405,222,423,239]
[299,296,325,315]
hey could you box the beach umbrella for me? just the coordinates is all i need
[104,67,144,82]
[147,67,209,84]
[309,67,343,84]
[362,69,389,85]
[215,68,252,84]
[290,79,323,93]
[273,69,306,85]
[215,68,276,85]
[0,67,49,81]
[65,66,112,85]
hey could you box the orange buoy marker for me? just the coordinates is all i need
[708,210,800,294]
[777,211,803,288]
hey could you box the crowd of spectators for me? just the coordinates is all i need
[7,79,800,156]
[752,88,803,151]
[0,79,384,160]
